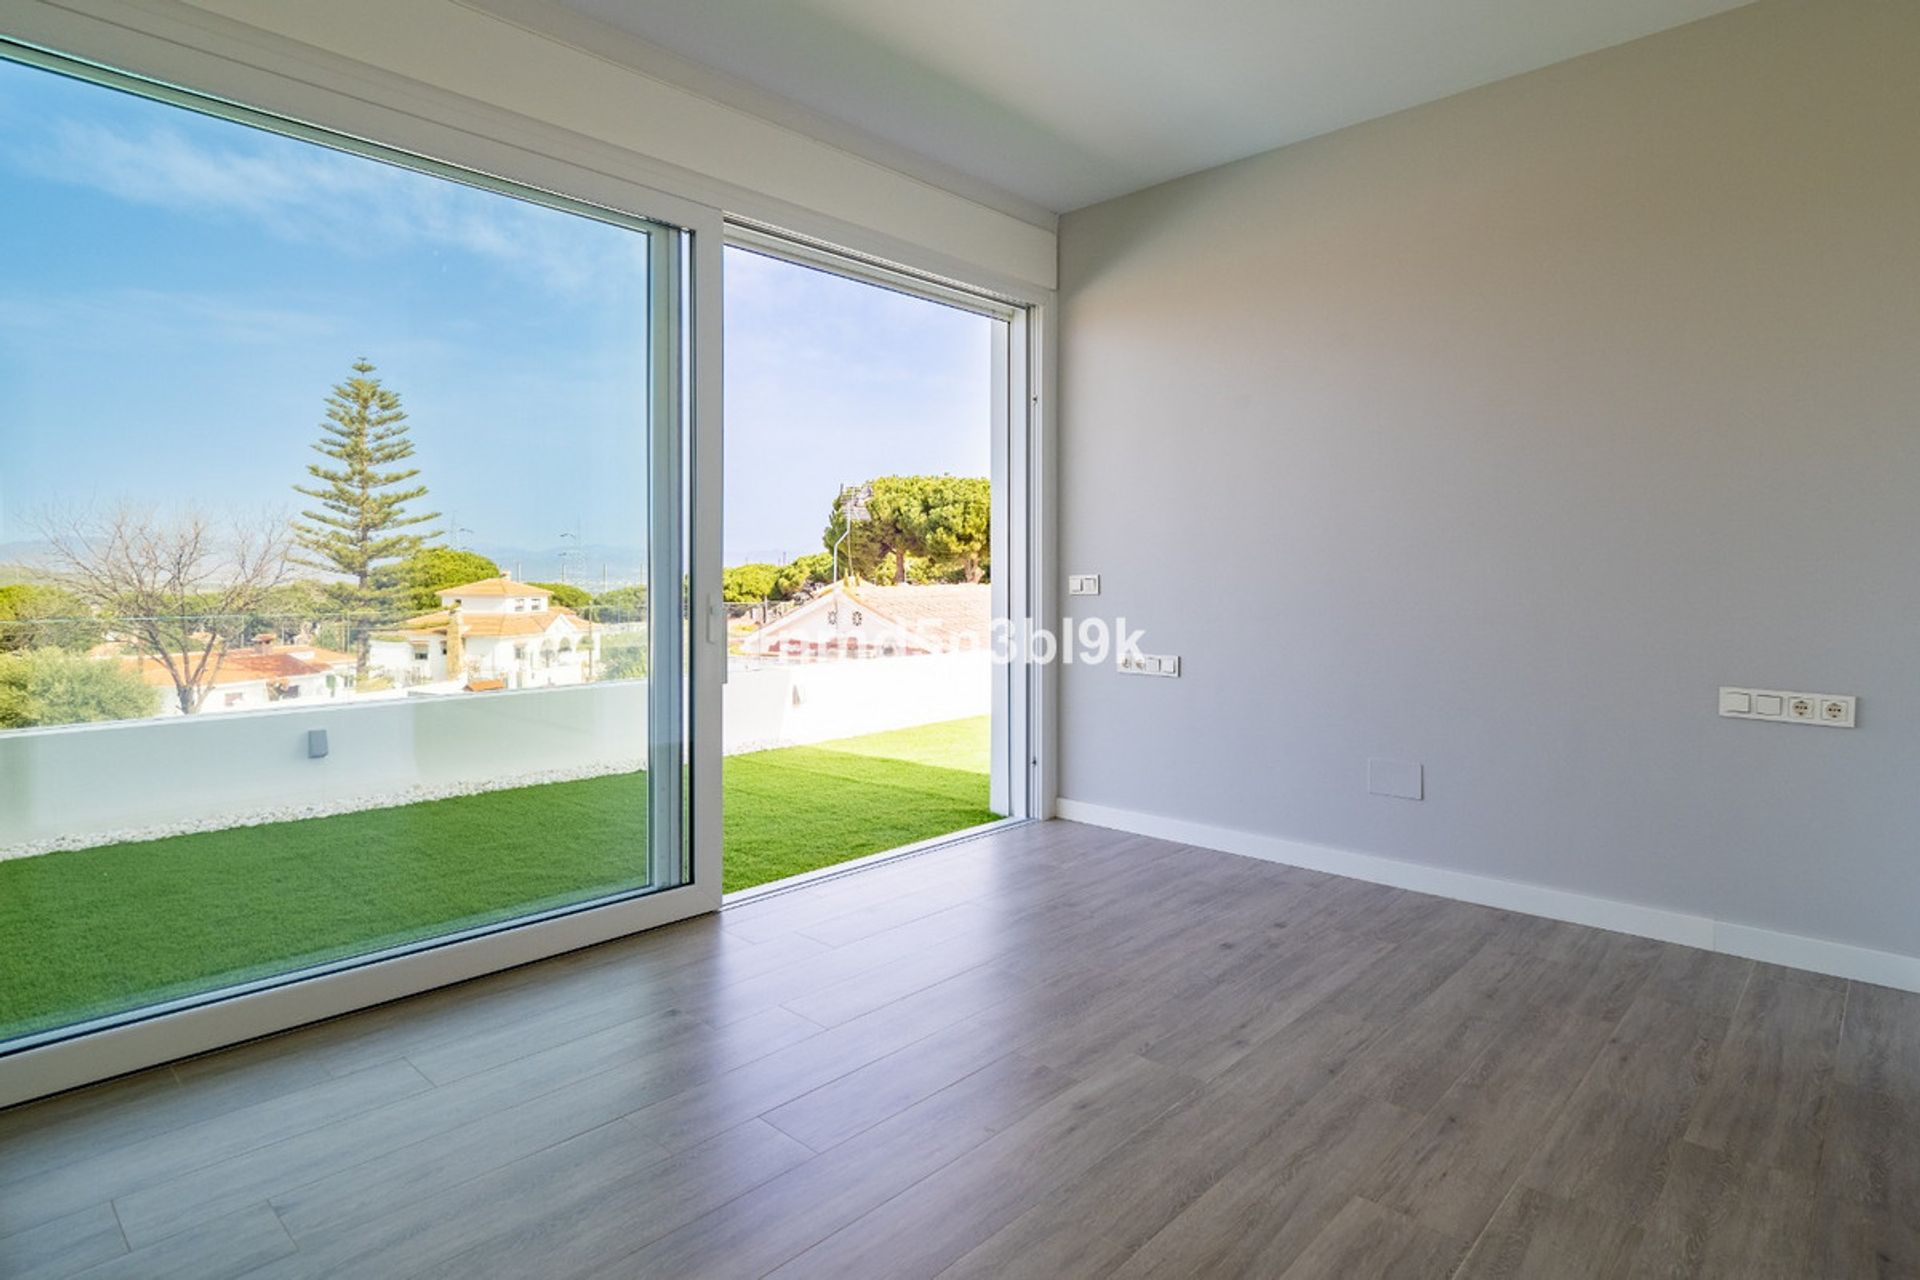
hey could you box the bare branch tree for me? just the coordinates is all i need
[39,503,292,714]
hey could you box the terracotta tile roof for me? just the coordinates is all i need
[394,607,590,640]
[846,584,992,648]
[121,644,356,688]
[436,577,551,599]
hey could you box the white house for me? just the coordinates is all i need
[123,640,358,716]
[743,582,990,660]
[370,576,599,691]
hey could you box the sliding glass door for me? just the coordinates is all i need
[0,45,694,1061]
[716,232,1029,894]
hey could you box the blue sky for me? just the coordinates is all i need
[0,56,990,579]
[725,249,991,567]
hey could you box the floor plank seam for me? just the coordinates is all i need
[1450,1177,1525,1277]
[1806,979,1853,1205]
[757,1112,830,1156]
[775,1005,834,1032]
[731,1055,1050,1279]
[266,1199,298,1252]
[800,1052,1194,1280]
[107,1198,131,1257]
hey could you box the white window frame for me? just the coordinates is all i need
[0,31,726,1108]
[719,224,1051,863]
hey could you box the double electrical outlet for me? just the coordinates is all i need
[1719,687,1857,729]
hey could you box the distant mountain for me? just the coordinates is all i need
[0,535,651,593]
[463,542,648,590]
[0,539,53,561]
[0,541,57,582]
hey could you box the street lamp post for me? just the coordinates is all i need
[831,483,873,585]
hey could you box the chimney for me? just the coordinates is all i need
[446,603,466,679]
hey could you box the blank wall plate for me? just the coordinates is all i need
[1368,758,1424,801]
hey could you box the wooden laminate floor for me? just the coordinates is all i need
[2,820,1916,1278]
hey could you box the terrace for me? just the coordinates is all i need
[0,715,993,1045]
[2,569,997,1051]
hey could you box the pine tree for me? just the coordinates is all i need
[823,475,991,584]
[293,359,439,679]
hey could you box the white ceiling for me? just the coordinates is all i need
[548,0,1753,215]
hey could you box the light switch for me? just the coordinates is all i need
[1719,690,1752,715]
[1755,693,1785,717]
[1067,574,1101,596]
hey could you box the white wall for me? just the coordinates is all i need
[724,652,990,754]
[1,654,991,848]
[1057,1,1920,972]
[0,684,651,847]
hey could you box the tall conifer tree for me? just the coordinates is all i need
[293,359,438,678]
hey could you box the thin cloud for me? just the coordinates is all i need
[6,113,644,295]
[0,289,339,350]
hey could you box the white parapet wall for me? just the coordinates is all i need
[0,681,653,851]
[722,651,990,754]
[1,652,992,853]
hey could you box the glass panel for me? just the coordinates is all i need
[719,245,1005,894]
[0,50,686,1050]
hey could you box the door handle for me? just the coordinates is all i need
[708,595,728,684]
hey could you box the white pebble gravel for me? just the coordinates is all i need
[0,757,648,863]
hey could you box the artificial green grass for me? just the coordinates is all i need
[722,715,997,895]
[0,717,993,1043]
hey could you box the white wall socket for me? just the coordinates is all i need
[1067,574,1101,596]
[1119,652,1179,677]
[1719,687,1856,728]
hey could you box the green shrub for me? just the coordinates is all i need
[527,581,591,610]
[0,648,158,729]
[0,584,101,653]
[771,552,834,599]
[722,563,779,602]
[599,636,648,680]
[388,548,504,614]
[590,584,648,624]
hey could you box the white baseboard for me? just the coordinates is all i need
[1054,798,1920,995]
